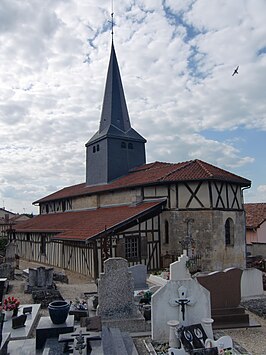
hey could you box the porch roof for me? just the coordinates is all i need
[14,199,166,242]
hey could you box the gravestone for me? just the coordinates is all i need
[5,242,16,264]
[170,250,191,281]
[241,268,264,298]
[97,258,146,332]
[152,252,211,342]
[128,264,148,290]
[196,268,250,329]
[26,267,61,307]
[28,268,37,287]
[26,267,54,292]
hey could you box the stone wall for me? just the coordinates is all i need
[160,209,246,272]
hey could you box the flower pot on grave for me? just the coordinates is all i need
[12,308,19,317]
[4,310,12,321]
[48,300,70,324]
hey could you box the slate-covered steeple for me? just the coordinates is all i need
[85,41,146,186]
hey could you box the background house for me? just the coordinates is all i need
[245,203,266,258]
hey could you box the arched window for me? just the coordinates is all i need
[225,218,234,246]
[97,144,100,151]
[93,146,96,153]
[165,220,169,244]
[121,142,126,149]
[128,142,133,149]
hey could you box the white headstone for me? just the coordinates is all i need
[170,250,191,281]
[152,254,211,342]
[241,268,264,298]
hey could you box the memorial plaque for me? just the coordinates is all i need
[12,314,27,329]
[23,306,32,314]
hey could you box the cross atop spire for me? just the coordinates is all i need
[111,0,114,40]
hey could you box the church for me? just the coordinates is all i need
[13,39,251,279]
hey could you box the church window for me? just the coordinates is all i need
[97,144,100,151]
[225,218,234,246]
[164,220,169,244]
[128,143,133,149]
[125,236,139,260]
[121,142,126,149]
[93,146,96,153]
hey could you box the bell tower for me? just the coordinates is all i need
[85,40,146,186]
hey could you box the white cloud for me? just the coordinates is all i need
[0,0,266,213]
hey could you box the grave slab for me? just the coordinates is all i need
[3,303,41,340]
[0,332,10,355]
[35,314,74,349]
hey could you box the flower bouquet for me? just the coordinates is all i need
[3,296,20,318]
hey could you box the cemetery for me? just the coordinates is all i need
[0,249,265,354]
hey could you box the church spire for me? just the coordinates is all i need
[99,41,131,134]
[85,39,146,186]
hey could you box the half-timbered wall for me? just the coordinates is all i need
[13,213,161,278]
[94,214,161,276]
[40,199,72,214]
[14,232,96,278]
[30,179,246,277]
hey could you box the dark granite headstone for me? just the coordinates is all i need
[196,268,250,329]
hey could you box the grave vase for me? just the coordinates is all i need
[13,308,19,317]
[48,300,70,324]
[4,310,12,321]
[167,320,180,348]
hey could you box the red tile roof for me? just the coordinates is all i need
[35,160,251,204]
[245,203,266,229]
[15,200,165,241]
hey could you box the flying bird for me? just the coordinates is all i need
[232,66,239,76]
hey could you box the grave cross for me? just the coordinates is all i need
[169,285,195,323]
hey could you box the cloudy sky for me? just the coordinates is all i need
[0,0,266,214]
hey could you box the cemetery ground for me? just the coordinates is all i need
[6,259,266,355]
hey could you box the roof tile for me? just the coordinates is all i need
[245,203,266,229]
[35,159,251,203]
[15,200,165,241]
